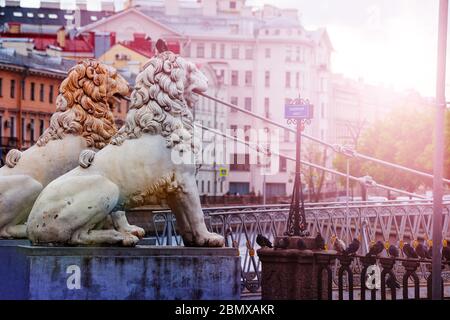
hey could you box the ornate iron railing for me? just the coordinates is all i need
[149,201,450,295]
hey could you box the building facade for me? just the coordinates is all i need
[73,1,333,199]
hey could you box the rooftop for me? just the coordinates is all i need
[0,47,76,75]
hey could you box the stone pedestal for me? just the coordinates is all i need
[258,248,336,300]
[0,239,31,300]
[9,245,240,300]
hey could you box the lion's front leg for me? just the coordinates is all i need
[167,172,224,247]
[111,211,145,238]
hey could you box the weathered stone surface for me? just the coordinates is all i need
[0,240,30,299]
[258,248,336,300]
[14,246,240,300]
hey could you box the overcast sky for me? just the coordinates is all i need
[7,0,445,96]
[249,0,443,97]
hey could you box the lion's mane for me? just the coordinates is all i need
[111,51,199,153]
[37,60,118,149]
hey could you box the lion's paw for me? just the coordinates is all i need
[124,225,145,239]
[194,232,225,247]
[122,234,140,246]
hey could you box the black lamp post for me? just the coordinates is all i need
[285,96,313,237]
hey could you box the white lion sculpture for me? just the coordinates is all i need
[0,60,137,239]
[27,51,225,247]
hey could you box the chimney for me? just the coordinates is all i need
[57,27,66,48]
[164,0,179,16]
[110,32,116,46]
[202,0,217,16]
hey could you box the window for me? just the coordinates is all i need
[30,82,35,101]
[21,117,25,144]
[230,0,237,9]
[286,46,292,61]
[231,46,239,59]
[264,98,270,118]
[39,83,44,102]
[230,24,239,34]
[279,156,287,172]
[264,71,270,87]
[230,125,238,136]
[49,85,54,103]
[10,79,15,98]
[201,180,204,193]
[230,97,238,112]
[21,79,25,99]
[265,48,271,58]
[231,70,238,86]
[285,72,291,88]
[40,119,45,135]
[296,46,301,62]
[244,71,252,86]
[244,125,251,141]
[29,118,35,143]
[196,43,205,58]
[321,103,325,118]
[10,116,15,138]
[245,47,253,59]
[220,44,225,58]
[296,72,300,88]
[207,181,210,193]
[0,78,2,97]
[230,154,250,172]
[211,43,216,58]
[229,182,250,195]
[244,97,252,111]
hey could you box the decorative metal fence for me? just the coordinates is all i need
[150,201,450,296]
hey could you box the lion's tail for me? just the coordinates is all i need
[5,149,22,168]
[79,149,96,168]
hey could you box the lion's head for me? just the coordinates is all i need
[111,51,208,153]
[37,60,130,149]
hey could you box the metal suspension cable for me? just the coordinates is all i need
[195,91,450,185]
[196,123,426,199]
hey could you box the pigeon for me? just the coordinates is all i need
[426,240,433,259]
[402,243,418,259]
[343,238,360,255]
[414,241,429,259]
[276,237,289,249]
[388,244,400,258]
[315,233,326,250]
[256,234,272,248]
[297,238,306,250]
[442,240,450,262]
[332,236,347,253]
[155,38,168,53]
[385,274,400,289]
[366,240,384,257]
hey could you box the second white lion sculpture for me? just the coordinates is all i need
[27,51,225,247]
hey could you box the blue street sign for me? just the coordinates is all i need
[284,102,314,119]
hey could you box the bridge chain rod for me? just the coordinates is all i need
[196,123,426,199]
[195,91,450,185]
